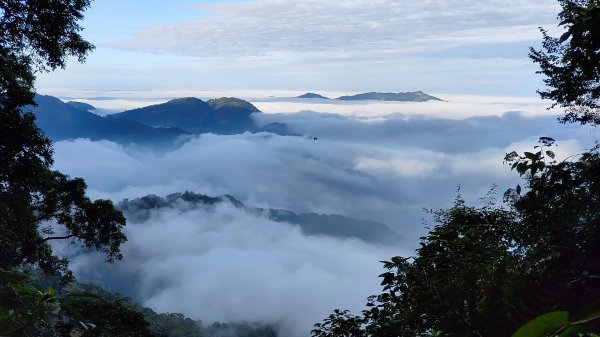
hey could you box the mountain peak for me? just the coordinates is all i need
[66,100,96,112]
[117,191,402,245]
[110,96,269,135]
[297,92,330,99]
[165,97,206,105]
[337,91,442,102]
[207,97,260,113]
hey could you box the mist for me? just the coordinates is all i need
[49,96,593,336]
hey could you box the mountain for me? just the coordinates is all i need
[296,92,330,99]
[264,209,399,245]
[337,91,442,101]
[30,95,189,146]
[66,100,96,112]
[108,97,214,133]
[207,97,260,133]
[117,191,402,245]
[109,97,291,135]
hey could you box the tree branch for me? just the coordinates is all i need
[41,234,76,242]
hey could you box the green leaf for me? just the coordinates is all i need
[558,311,600,337]
[512,311,569,337]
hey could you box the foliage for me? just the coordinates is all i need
[57,296,164,337]
[504,139,600,314]
[1,0,126,279]
[312,196,528,337]
[0,1,134,335]
[512,310,600,337]
[0,269,61,336]
[0,270,164,337]
[147,313,204,337]
[313,2,600,337]
[529,0,600,124]
[312,139,600,337]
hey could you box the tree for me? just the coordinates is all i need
[529,0,600,124]
[313,197,531,337]
[313,1,600,336]
[0,0,126,280]
[0,2,139,335]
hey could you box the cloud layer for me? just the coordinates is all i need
[65,202,403,337]
[37,1,562,94]
[50,97,593,336]
[110,0,559,59]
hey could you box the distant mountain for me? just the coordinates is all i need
[109,97,292,135]
[108,97,214,133]
[296,92,330,99]
[337,91,442,102]
[66,100,96,112]
[207,97,260,133]
[117,192,402,245]
[29,95,189,146]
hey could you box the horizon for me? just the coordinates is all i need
[37,0,561,96]
[15,1,598,337]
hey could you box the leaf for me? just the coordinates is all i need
[546,150,556,159]
[511,311,569,337]
[524,152,536,160]
[539,137,556,146]
[558,311,600,337]
[516,184,521,194]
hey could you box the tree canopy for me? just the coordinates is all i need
[0,0,126,279]
[0,1,134,335]
[529,0,600,124]
[313,1,600,336]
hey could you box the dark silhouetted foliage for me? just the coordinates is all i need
[529,0,600,124]
[313,1,600,336]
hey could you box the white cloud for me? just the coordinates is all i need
[49,97,593,337]
[64,202,404,337]
[36,1,565,95]
[355,156,440,177]
[109,0,559,59]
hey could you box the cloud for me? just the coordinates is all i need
[108,0,559,59]
[252,94,559,119]
[36,1,566,95]
[73,201,408,336]
[50,98,592,337]
[52,109,591,237]
[65,202,403,337]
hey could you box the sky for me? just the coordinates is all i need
[34,1,598,336]
[36,0,562,95]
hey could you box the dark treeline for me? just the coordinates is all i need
[312,1,600,336]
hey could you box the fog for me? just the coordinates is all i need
[50,95,594,336]
[60,202,403,336]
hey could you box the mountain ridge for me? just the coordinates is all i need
[30,94,190,147]
[109,96,292,135]
[295,91,442,102]
[29,95,295,147]
[117,191,402,245]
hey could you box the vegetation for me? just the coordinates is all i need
[2,0,598,336]
[529,0,600,124]
[312,1,600,336]
[0,0,126,283]
[0,1,153,336]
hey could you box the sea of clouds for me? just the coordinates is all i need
[49,91,596,336]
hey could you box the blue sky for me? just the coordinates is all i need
[37,0,561,96]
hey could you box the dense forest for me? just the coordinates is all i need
[1,0,599,337]
[311,1,600,336]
